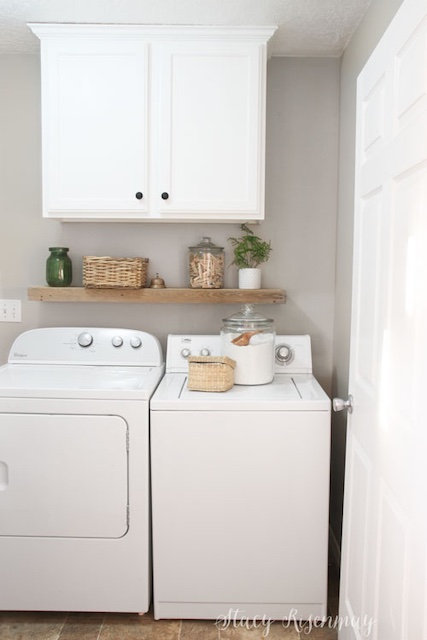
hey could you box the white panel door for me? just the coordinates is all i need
[0,414,128,538]
[153,42,265,219]
[339,0,427,638]
[42,39,148,217]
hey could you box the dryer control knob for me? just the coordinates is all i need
[112,336,123,348]
[130,336,142,349]
[200,348,211,356]
[78,332,93,348]
[181,348,191,359]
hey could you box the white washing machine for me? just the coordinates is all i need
[150,334,331,621]
[0,327,164,613]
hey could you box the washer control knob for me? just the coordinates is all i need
[112,336,123,348]
[78,332,93,348]
[200,348,211,356]
[275,344,293,364]
[130,336,142,349]
[181,348,191,359]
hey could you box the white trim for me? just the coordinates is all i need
[28,24,277,53]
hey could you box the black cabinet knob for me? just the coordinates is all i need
[161,192,169,200]
[135,192,143,200]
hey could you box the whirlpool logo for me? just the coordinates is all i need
[12,352,27,358]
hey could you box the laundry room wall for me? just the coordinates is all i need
[329,0,405,561]
[0,52,339,393]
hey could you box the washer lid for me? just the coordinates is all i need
[150,373,330,411]
[0,363,164,399]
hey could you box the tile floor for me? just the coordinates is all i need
[0,564,339,640]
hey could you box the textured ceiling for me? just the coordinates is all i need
[0,0,372,56]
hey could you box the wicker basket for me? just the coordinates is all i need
[83,256,148,289]
[187,355,236,392]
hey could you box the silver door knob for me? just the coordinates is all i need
[332,395,354,413]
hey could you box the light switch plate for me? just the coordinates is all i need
[0,299,21,322]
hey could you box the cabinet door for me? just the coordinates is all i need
[153,42,266,221]
[41,39,148,219]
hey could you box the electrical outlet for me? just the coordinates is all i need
[0,299,22,322]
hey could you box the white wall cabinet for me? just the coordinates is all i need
[30,25,276,222]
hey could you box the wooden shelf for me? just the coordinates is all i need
[27,287,286,305]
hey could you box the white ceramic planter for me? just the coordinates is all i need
[238,268,261,289]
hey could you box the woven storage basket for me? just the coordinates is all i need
[83,256,148,289]
[187,355,236,392]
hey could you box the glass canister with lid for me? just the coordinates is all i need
[188,236,224,289]
[221,304,275,385]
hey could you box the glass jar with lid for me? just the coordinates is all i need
[188,237,224,289]
[221,304,275,385]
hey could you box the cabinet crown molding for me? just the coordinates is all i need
[28,23,277,54]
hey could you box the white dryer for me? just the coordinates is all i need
[150,334,331,621]
[0,327,164,613]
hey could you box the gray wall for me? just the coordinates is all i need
[0,54,339,395]
[329,0,405,558]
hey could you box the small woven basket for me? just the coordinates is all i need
[187,355,236,392]
[83,256,148,289]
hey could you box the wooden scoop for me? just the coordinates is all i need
[231,330,261,346]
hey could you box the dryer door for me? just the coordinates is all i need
[0,414,128,538]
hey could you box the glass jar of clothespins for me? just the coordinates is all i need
[188,237,224,289]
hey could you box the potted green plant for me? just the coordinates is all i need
[228,224,272,289]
